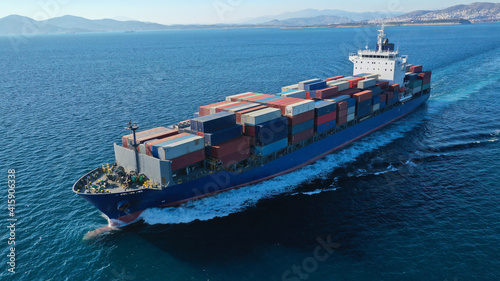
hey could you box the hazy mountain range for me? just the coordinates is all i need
[0,2,498,35]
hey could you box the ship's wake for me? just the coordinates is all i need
[139,47,500,226]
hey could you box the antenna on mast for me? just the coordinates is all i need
[126,120,140,173]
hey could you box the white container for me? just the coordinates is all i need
[138,144,147,154]
[298,78,321,90]
[347,107,355,115]
[326,81,349,92]
[241,108,282,125]
[281,84,299,92]
[159,136,204,160]
[347,113,356,122]
[285,100,315,117]
[357,78,377,89]
[226,92,253,102]
[363,74,379,80]
[372,104,380,111]
[281,90,307,99]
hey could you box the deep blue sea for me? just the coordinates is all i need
[1,23,500,281]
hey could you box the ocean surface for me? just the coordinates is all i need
[1,23,500,280]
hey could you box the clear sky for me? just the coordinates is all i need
[1,0,496,25]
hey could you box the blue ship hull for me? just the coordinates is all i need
[79,93,430,224]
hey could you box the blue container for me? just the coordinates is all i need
[314,101,336,116]
[192,112,236,133]
[407,73,418,81]
[380,101,386,108]
[357,99,372,108]
[346,98,356,108]
[316,119,336,134]
[356,106,372,117]
[370,87,382,95]
[152,134,196,158]
[254,138,288,156]
[257,96,285,104]
[277,90,297,96]
[204,125,242,146]
[305,81,327,92]
[372,96,381,104]
[289,119,314,135]
[254,117,289,146]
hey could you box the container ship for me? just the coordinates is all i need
[73,28,432,226]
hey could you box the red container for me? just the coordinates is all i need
[325,75,344,82]
[235,105,267,123]
[243,124,255,136]
[376,81,390,90]
[399,87,406,93]
[339,88,360,97]
[196,132,204,137]
[388,84,400,93]
[289,128,314,145]
[122,127,168,148]
[379,94,387,103]
[219,148,251,167]
[199,101,231,116]
[171,149,205,171]
[145,133,190,156]
[337,116,347,125]
[211,136,251,159]
[267,97,305,115]
[315,112,336,125]
[130,129,179,149]
[287,110,314,126]
[353,90,373,102]
[336,108,348,119]
[229,92,259,102]
[337,101,348,111]
[215,102,247,113]
[314,86,339,99]
[243,94,274,102]
[348,77,365,88]
[386,92,394,100]
[409,65,423,73]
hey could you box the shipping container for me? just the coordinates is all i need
[340,76,356,81]
[346,98,356,108]
[325,75,344,81]
[353,90,373,103]
[357,78,377,89]
[422,83,430,91]
[211,136,251,159]
[223,102,260,113]
[316,119,336,134]
[380,101,386,108]
[256,95,286,104]
[170,149,205,171]
[347,113,356,122]
[235,105,267,124]
[339,88,361,97]
[357,99,372,108]
[225,92,254,102]
[315,112,336,125]
[254,138,288,156]
[241,108,282,126]
[127,128,179,149]
[409,79,423,89]
[363,73,379,80]
[313,86,339,99]
[347,106,355,115]
[214,102,246,113]
[336,101,348,112]
[298,79,321,91]
[409,65,423,73]
[356,106,371,117]
[289,119,314,135]
[348,77,365,88]
[371,87,382,95]
[288,110,314,126]
[192,112,236,133]
[254,117,289,146]
[314,100,336,116]
[304,81,327,92]
[326,95,350,103]
[281,90,307,99]
[376,80,390,89]
[388,84,400,93]
[281,84,299,92]
[326,81,349,92]
[412,86,422,94]
[336,108,348,118]
[289,128,314,145]
[158,135,205,160]
[199,101,231,116]
[337,116,347,126]
[373,104,380,111]
[285,100,315,117]
[219,149,251,167]
[380,94,387,102]
[372,96,381,104]
[122,127,167,148]
[149,133,194,158]
[242,94,273,102]
[204,125,243,146]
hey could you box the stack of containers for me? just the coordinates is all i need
[314,100,336,133]
[326,80,350,92]
[147,133,206,170]
[372,95,381,112]
[388,84,400,93]
[123,127,179,150]
[304,80,328,99]
[353,90,373,118]
[239,94,274,103]
[199,101,232,116]
[241,108,282,137]
[407,73,422,94]
[282,84,299,92]
[231,93,263,102]
[235,105,268,124]
[336,100,348,125]
[313,86,339,99]
[277,89,307,99]
[386,92,398,106]
[214,102,248,113]
[221,102,260,114]
[325,95,351,103]
[357,78,377,90]
[191,112,242,147]
[255,95,286,104]
[376,80,390,90]
[325,75,344,82]
[210,136,252,167]
[348,77,365,88]
[298,79,321,91]
[379,93,387,109]
[419,71,432,91]
[339,88,361,97]
[409,65,423,73]
[362,74,379,80]
[346,97,356,122]
[225,92,255,102]
[146,133,191,157]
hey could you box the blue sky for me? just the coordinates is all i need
[1,0,495,24]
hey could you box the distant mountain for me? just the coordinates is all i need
[241,9,402,24]
[262,15,354,26]
[376,2,500,23]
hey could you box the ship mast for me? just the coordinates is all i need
[126,120,140,173]
[377,26,386,53]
